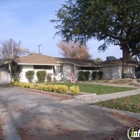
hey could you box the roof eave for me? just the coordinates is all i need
[16,63,61,66]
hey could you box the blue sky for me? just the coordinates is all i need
[0,0,122,60]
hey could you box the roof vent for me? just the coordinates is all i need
[106,56,116,61]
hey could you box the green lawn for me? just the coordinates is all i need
[93,94,140,113]
[47,82,135,95]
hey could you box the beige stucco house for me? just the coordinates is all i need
[0,53,137,83]
[14,53,99,82]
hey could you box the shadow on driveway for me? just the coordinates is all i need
[0,86,139,140]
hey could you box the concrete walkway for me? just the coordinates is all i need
[68,88,140,104]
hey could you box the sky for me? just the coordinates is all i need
[0,0,122,60]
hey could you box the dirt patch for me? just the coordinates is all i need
[108,111,140,127]
[89,78,140,87]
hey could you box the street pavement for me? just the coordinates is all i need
[0,86,140,140]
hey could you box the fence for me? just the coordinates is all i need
[0,71,11,84]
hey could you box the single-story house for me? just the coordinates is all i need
[0,53,137,83]
[99,60,136,79]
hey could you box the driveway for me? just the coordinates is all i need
[0,86,140,140]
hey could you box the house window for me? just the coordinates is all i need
[80,67,99,70]
[34,65,52,69]
[60,66,63,72]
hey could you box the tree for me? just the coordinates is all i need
[0,39,22,81]
[57,40,91,59]
[0,38,21,59]
[94,57,103,62]
[51,0,140,77]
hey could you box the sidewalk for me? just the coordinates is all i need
[64,88,140,104]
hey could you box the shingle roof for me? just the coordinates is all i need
[56,57,99,67]
[14,53,60,65]
[14,53,137,67]
[100,59,137,66]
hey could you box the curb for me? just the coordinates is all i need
[74,93,97,99]
[15,87,73,100]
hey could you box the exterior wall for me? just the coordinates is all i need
[62,64,74,81]
[0,71,11,84]
[19,65,54,83]
[100,65,135,79]
[112,66,122,79]
[52,66,62,81]
[124,66,135,78]
[0,64,8,71]
[100,66,122,79]
[19,65,34,82]
[18,64,136,82]
[100,66,112,79]
[132,66,135,78]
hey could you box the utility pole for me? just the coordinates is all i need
[38,44,41,54]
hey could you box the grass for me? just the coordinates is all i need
[46,82,135,95]
[93,94,140,113]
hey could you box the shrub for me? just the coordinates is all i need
[11,81,18,86]
[11,65,20,82]
[78,71,85,81]
[78,71,90,81]
[69,86,80,95]
[18,82,34,88]
[11,82,34,88]
[58,85,68,94]
[98,71,103,80]
[92,71,98,80]
[36,84,68,94]
[36,84,46,90]
[46,84,53,92]
[37,71,46,83]
[25,71,34,82]
[47,73,52,82]
[84,71,90,80]
[53,77,57,83]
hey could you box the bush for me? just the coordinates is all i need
[37,71,46,83]
[58,85,68,94]
[78,71,90,81]
[11,81,18,86]
[25,71,34,82]
[69,86,80,95]
[53,77,57,83]
[11,82,34,88]
[36,84,68,94]
[11,65,20,82]
[47,73,52,82]
[92,71,98,80]
[84,71,90,80]
[36,84,46,90]
[98,71,103,80]
[78,71,85,81]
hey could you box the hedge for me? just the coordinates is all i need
[37,71,46,83]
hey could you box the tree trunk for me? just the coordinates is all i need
[122,45,129,78]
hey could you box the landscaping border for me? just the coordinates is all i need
[15,86,74,100]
